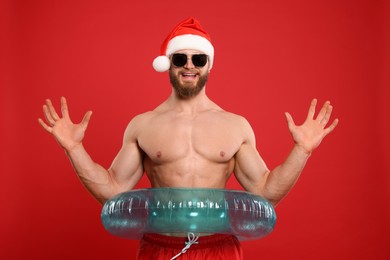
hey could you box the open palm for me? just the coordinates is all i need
[285,99,339,154]
[38,97,92,151]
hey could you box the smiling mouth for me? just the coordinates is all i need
[181,72,197,78]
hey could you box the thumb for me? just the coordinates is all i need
[285,112,295,130]
[80,111,93,130]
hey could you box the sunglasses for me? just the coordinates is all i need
[171,53,208,68]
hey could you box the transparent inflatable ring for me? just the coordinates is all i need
[101,188,276,240]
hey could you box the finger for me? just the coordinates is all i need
[46,99,60,121]
[80,111,93,130]
[38,118,53,133]
[60,96,70,118]
[43,104,56,126]
[320,105,333,126]
[324,118,339,135]
[316,100,330,122]
[285,112,296,130]
[307,99,317,119]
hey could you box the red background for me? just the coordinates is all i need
[1,0,389,259]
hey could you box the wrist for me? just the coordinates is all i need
[64,142,84,156]
[294,143,312,156]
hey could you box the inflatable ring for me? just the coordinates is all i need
[101,188,276,240]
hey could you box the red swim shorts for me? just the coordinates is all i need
[137,233,243,260]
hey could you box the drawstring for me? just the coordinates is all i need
[170,232,200,260]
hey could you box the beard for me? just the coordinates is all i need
[169,70,209,98]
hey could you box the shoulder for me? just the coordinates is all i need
[125,100,175,131]
[207,109,255,138]
[217,110,256,142]
[129,111,156,124]
[216,110,252,128]
[123,111,157,140]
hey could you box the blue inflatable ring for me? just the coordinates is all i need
[101,188,276,240]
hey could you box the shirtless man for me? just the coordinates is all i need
[38,18,338,260]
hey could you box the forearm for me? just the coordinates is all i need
[65,144,116,204]
[263,144,311,206]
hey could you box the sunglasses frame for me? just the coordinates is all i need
[171,53,209,68]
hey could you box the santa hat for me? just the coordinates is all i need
[152,17,214,72]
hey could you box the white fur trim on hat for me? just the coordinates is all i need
[153,34,214,72]
[166,34,214,63]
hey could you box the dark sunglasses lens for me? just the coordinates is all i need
[192,54,208,67]
[172,54,187,67]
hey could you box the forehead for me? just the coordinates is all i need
[173,49,206,55]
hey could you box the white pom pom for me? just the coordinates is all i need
[153,56,170,72]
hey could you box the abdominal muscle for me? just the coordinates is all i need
[144,155,235,189]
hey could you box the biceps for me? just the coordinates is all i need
[109,142,144,190]
[234,144,270,194]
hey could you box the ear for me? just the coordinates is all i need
[207,63,212,73]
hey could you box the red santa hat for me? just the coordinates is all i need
[152,17,214,72]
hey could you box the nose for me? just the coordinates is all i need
[183,55,195,69]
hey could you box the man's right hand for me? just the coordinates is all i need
[38,97,92,151]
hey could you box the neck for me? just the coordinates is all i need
[167,87,212,114]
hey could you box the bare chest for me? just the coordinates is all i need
[138,116,243,163]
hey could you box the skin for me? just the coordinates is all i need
[38,49,339,209]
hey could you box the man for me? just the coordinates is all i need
[38,17,338,260]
